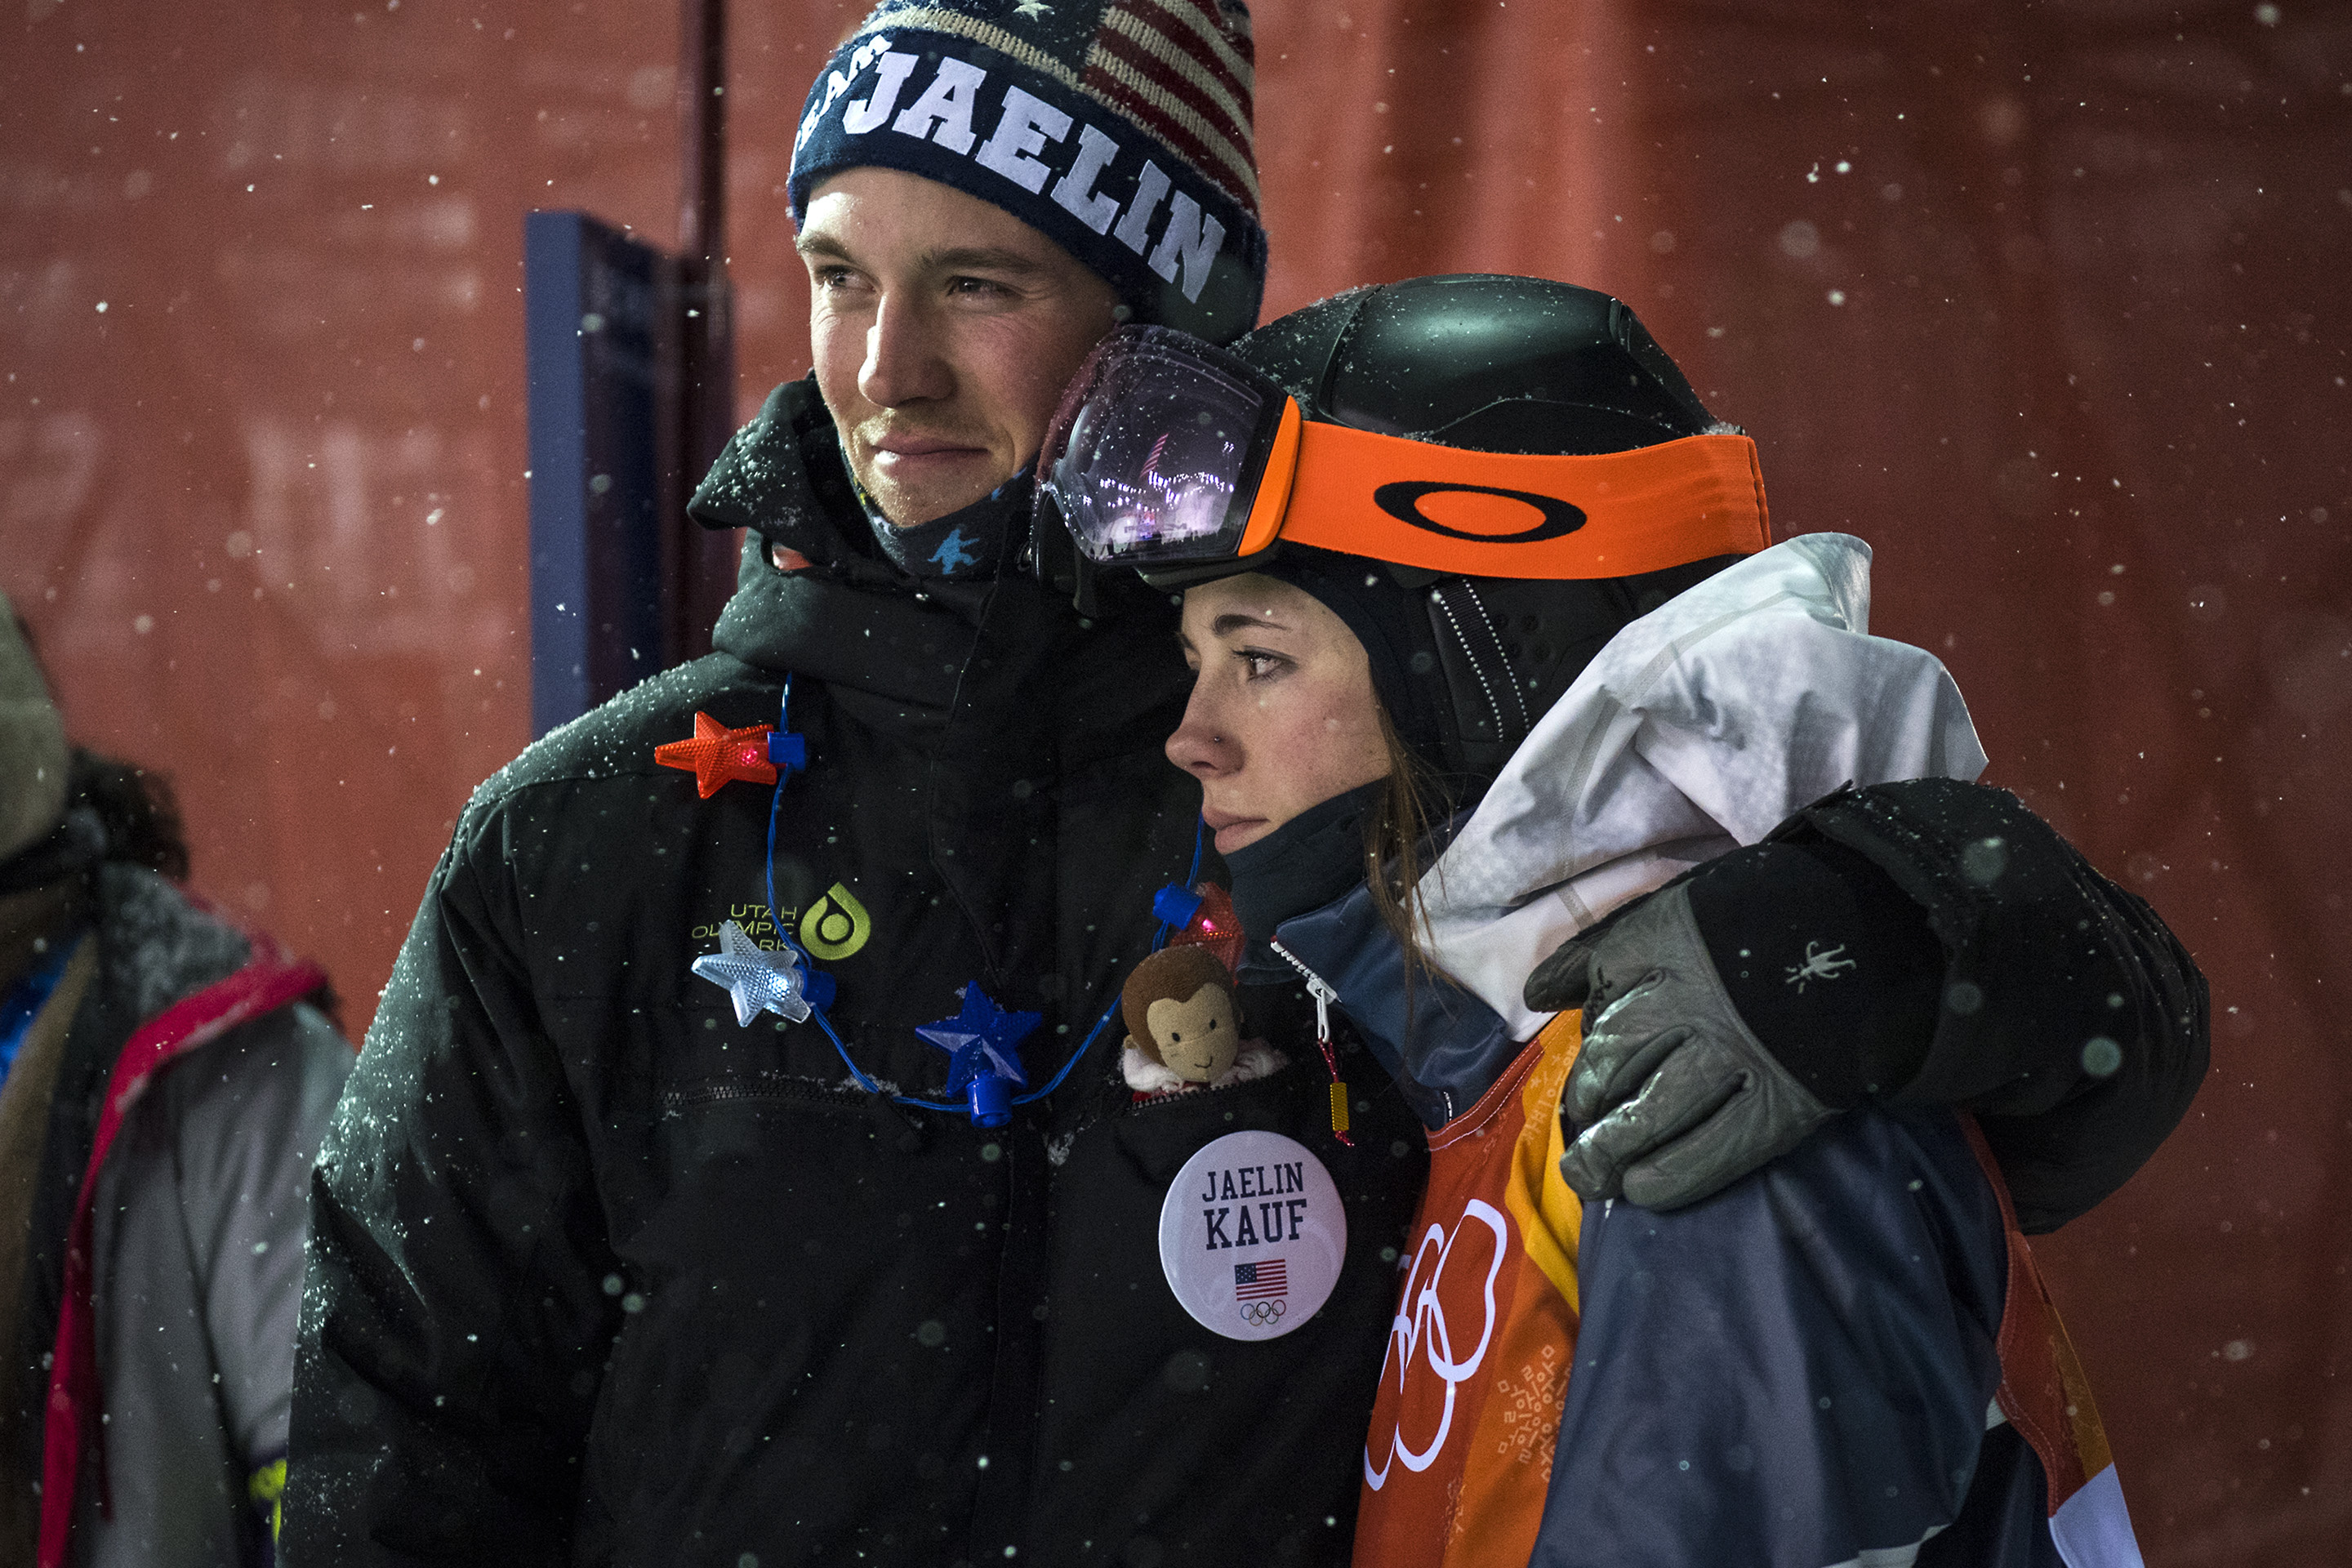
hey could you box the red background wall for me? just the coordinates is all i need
[4,2,2346,1558]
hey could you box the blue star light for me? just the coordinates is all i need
[692,920,833,1026]
[915,983,1041,1125]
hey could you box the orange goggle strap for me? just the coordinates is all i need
[1232,400,1771,578]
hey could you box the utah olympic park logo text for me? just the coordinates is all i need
[1372,481,1588,545]
[1362,1198,1509,1489]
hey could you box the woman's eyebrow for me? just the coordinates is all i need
[1208,611,1289,638]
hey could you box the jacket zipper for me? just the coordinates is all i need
[1267,941,1354,1144]
[659,1075,886,1114]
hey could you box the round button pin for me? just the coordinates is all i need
[1158,1129,1346,1341]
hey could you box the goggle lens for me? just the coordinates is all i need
[1042,330,1276,567]
[1038,325,1771,586]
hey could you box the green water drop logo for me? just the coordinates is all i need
[799,882,871,961]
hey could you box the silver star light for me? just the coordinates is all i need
[693,920,820,1025]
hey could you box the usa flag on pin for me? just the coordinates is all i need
[1234,1258,1288,1302]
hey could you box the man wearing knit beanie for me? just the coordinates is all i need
[779,0,1267,551]
[791,0,1267,346]
[292,5,1428,1566]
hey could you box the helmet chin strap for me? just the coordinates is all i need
[1422,578,1534,758]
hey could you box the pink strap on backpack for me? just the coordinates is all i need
[36,930,325,1567]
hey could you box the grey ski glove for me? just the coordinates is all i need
[1524,882,1837,1209]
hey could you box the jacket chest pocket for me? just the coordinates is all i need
[656,1006,861,1104]
[1050,1058,1340,1275]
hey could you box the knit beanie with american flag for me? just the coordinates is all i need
[787,0,1266,345]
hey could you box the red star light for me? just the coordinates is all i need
[655,711,779,797]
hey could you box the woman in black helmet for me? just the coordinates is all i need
[1039,275,2203,1566]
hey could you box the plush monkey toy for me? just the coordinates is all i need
[1119,945,1283,1097]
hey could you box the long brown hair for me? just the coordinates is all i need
[1361,703,1451,980]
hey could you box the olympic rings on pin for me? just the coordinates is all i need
[1239,1298,1287,1326]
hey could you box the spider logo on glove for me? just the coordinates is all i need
[1784,940,1859,993]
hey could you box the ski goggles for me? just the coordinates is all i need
[1037,326,1771,581]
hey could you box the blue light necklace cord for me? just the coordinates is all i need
[1011,813,1207,1109]
[763,674,1209,1119]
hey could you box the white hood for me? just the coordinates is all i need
[1417,532,1988,1039]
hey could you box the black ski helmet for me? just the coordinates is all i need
[1199,274,1759,794]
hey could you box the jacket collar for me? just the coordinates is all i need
[696,373,1020,710]
[695,376,1193,765]
[689,374,874,580]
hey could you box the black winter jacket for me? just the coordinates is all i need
[287,382,1428,1567]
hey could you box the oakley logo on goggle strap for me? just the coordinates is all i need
[1372,482,1588,545]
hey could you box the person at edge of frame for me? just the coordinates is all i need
[1034,272,2206,1565]
[286,6,2204,1566]
[1,593,354,1568]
